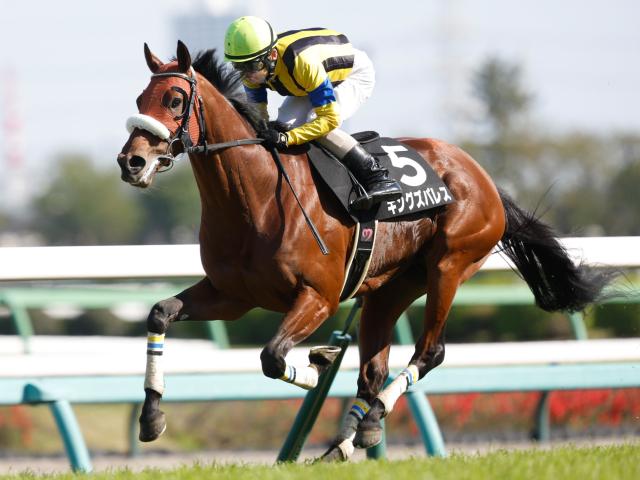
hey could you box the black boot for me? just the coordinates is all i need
[341,144,402,210]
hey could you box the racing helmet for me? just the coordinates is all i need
[224,16,277,63]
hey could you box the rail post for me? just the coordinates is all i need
[23,383,93,473]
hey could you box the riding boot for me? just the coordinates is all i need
[341,143,402,210]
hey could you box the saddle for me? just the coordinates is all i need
[307,131,454,223]
[306,131,455,301]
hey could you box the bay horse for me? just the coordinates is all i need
[117,41,611,461]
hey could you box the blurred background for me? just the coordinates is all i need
[0,0,638,463]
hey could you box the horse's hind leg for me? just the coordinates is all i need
[260,285,337,389]
[356,244,494,451]
[139,278,251,442]
[322,270,425,460]
[350,254,465,450]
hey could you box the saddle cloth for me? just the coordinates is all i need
[304,131,455,301]
[307,131,455,222]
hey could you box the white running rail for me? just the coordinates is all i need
[0,237,638,281]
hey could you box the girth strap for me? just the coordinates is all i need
[339,219,378,301]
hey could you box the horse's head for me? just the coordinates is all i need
[118,41,204,188]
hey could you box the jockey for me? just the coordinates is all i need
[224,16,402,210]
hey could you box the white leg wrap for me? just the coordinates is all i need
[376,365,419,414]
[335,398,370,458]
[279,363,319,390]
[144,332,165,395]
[336,438,355,459]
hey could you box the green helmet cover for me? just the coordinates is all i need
[224,16,276,62]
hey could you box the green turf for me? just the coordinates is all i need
[2,443,638,480]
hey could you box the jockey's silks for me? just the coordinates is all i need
[243,28,355,145]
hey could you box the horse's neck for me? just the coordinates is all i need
[190,82,275,232]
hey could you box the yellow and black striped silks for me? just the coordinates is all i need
[243,28,356,145]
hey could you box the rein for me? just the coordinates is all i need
[267,146,330,256]
[147,69,329,256]
[186,138,263,154]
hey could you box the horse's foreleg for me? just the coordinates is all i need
[139,278,251,442]
[260,285,335,390]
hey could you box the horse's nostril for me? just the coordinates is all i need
[128,155,146,173]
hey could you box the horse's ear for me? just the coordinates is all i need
[144,43,163,73]
[176,40,192,73]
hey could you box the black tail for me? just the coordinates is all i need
[498,189,615,312]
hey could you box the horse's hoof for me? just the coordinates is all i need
[309,346,342,374]
[353,425,382,449]
[319,442,350,462]
[139,411,166,442]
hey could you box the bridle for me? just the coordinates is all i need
[149,68,263,170]
[152,69,206,167]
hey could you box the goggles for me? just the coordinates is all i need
[232,56,268,73]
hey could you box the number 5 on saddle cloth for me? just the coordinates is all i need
[307,131,455,300]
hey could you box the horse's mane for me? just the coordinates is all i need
[191,49,261,131]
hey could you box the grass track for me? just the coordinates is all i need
[2,443,638,480]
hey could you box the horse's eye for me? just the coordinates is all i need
[171,98,181,108]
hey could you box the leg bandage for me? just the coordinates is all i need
[279,363,319,390]
[376,365,419,415]
[335,398,371,458]
[144,332,165,395]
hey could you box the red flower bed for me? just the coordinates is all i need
[389,388,640,432]
[0,406,33,446]
[549,389,640,426]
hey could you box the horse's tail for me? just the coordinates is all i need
[498,189,614,312]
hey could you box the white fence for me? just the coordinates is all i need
[0,237,638,281]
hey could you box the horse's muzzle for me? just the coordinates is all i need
[117,153,147,184]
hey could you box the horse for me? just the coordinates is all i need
[117,41,612,461]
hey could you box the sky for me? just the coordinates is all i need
[0,0,639,209]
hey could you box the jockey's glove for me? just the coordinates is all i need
[258,125,289,150]
[267,120,290,133]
